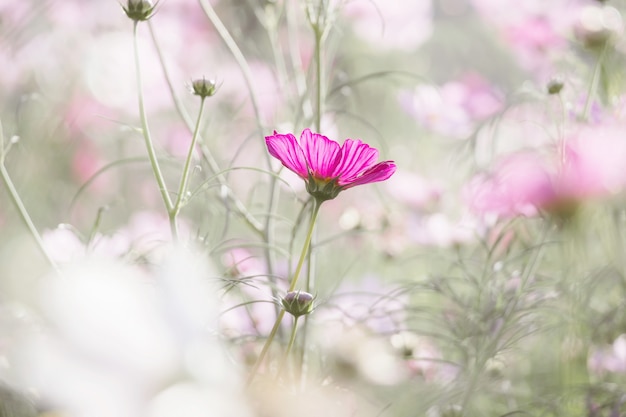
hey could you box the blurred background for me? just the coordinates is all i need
[2,0,626,416]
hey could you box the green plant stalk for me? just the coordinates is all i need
[286,1,313,122]
[133,22,173,218]
[146,22,264,236]
[246,198,322,386]
[170,97,206,239]
[314,27,323,133]
[277,316,300,377]
[197,0,265,143]
[197,0,280,318]
[460,224,550,416]
[0,160,59,274]
[582,41,609,121]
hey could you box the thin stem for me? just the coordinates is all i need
[278,316,300,377]
[460,223,551,416]
[197,0,266,145]
[133,22,173,214]
[287,199,322,293]
[286,1,313,123]
[0,157,59,274]
[246,199,323,386]
[197,0,280,316]
[582,41,609,121]
[147,22,264,236]
[170,97,207,238]
[314,28,323,132]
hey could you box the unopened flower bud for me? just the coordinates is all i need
[574,5,623,48]
[122,0,157,22]
[281,291,315,317]
[191,77,217,99]
[547,77,564,95]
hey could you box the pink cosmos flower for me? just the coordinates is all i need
[464,122,626,220]
[265,129,396,201]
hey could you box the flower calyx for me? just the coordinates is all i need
[122,0,158,22]
[281,291,315,318]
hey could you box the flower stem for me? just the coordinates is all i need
[132,22,173,217]
[170,97,206,239]
[277,316,300,377]
[314,27,323,133]
[0,124,59,274]
[197,0,280,322]
[582,41,609,121]
[146,22,264,236]
[246,198,322,386]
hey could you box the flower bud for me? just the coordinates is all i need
[281,291,315,317]
[122,0,157,22]
[547,77,564,95]
[574,5,623,48]
[191,77,218,99]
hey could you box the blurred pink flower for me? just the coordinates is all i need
[469,0,580,75]
[400,74,503,139]
[266,129,396,201]
[385,171,442,210]
[465,123,626,219]
[342,0,433,51]
[588,334,626,375]
[465,152,554,218]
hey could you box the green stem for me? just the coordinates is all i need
[278,316,300,377]
[582,41,609,121]
[132,22,173,215]
[170,97,206,238]
[0,156,59,274]
[147,22,264,236]
[287,199,321,292]
[197,0,280,322]
[197,0,266,144]
[246,199,323,386]
[314,26,323,132]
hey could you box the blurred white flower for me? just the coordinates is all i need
[10,246,251,417]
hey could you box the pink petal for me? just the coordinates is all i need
[341,161,397,189]
[265,132,308,178]
[333,139,379,181]
[300,128,341,179]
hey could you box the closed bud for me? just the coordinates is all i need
[122,0,158,22]
[547,77,564,95]
[191,77,218,99]
[574,5,623,48]
[281,291,315,317]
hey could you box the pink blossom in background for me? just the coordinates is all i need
[588,334,626,375]
[162,124,200,160]
[221,248,266,279]
[266,129,396,200]
[0,46,25,94]
[63,95,118,138]
[464,152,554,218]
[342,0,433,51]
[400,74,503,139]
[71,142,112,193]
[469,0,582,76]
[385,171,442,210]
[465,122,626,219]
